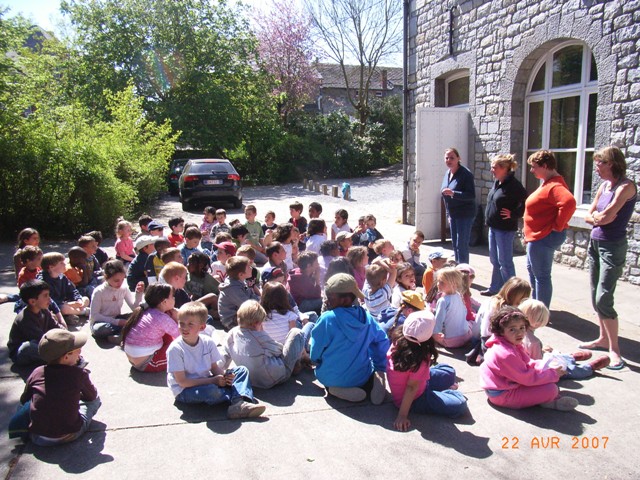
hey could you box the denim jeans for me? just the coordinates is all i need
[526,230,566,308]
[294,320,316,352]
[488,228,517,292]
[91,322,122,338]
[449,216,474,264]
[30,397,102,446]
[410,364,467,418]
[298,298,323,316]
[175,366,254,405]
[13,341,45,366]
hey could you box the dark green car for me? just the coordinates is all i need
[167,158,189,195]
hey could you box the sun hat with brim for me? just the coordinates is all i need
[402,311,436,344]
[39,329,88,363]
[214,241,237,256]
[456,263,475,275]
[261,266,284,284]
[325,273,364,300]
[335,231,354,242]
[428,248,445,261]
[135,235,156,251]
[401,290,426,311]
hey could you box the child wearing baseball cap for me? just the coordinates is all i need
[10,329,101,445]
[386,311,467,432]
[309,273,390,404]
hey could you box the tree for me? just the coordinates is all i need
[304,0,402,133]
[254,0,319,124]
[60,0,267,155]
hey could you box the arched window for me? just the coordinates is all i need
[524,42,598,204]
[446,72,469,107]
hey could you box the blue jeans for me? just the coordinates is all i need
[411,364,467,418]
[449,216,474,264]
[526,230,566,308]
[294,318,316,352]
[488,228,517,292]
[30,397,102,446]
[175,366,254,405]
[298,298,323,316]
[12,341,45,366]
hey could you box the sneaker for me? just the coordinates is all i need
[588,355,611,371]
[370,371,386,405]
[540,396,578,411]
[327,387,366,403]
[227,400,266,420]
[571,350,592,362]
[106,334,122,345]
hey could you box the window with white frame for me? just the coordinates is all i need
[524,42,598,204]
[446,73,469,107]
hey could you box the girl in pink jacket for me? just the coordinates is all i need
[479,306,578,411]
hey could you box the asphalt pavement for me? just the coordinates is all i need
[1,168,639,479]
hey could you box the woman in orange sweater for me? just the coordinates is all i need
[523,151,576,308]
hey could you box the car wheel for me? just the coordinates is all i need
[181,198,190,211]
[233,198,243,209]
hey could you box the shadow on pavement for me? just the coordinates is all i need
[128,369,167,387]
[28,421,113,474]
[253,371,326,407]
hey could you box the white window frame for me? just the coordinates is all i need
[445,71,470,108]
[523,41,598,205]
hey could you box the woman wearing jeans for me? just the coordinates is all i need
[441,148,476,264]
[581,146,636,370]
[523,150,576,308]
[482,154,528,296]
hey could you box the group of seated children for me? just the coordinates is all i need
[6,199,610,444]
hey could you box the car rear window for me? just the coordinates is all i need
[189,162,235,174]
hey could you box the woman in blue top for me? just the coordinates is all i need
[482,154,528,295]
[441,148,477,264]
[581,146,636,370]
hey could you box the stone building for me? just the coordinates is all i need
[403,0,640,284]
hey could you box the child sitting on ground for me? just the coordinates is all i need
[161,247,183,265]
[358,214,384,263]
[8,280,65,366]
[265,241,288,285]
[39,252,90,320]
[230,224,250,250]
[478,277,532,345]
[244,204,268,265]
[78,235,104,283]
[167,301,265,419]
[305,219,327,254]
[479,306,578,411]
[211,241,236,282]
[160,261,191,308]
[383,291,426,334]
[263,210,277,234]
[144,236,171,284]
[167,217,185,248]
[335,231,353,256]
[318,240,339,285]
[64,247,96,299]
[387,311,467,431]
[520,299,610,377]
[10,329,101,445]
[373,239,394,261]
[237,245,261,296]
[180,227,209,264]
[135,214,153,240]
[310,273,389,404]
[200,207,216,251]
[114,219,135,264]
[222,299,308,389]
[14,228,40,281]
[456,264,481,321]
[211,209,231,237]
[432,267,472,348]
[288,201,308,250]
[90,260,144,343]
[218,256,260,330]
[391,263,416,308]
[422,249,447,294]
[260,281,314,345]
[17,246,43,287]
[346,246,368,289]
[127,236,156,291]
[401,231,426,286]
[331,209,351,240]
[288,251,323,315]
[85,231,109,268]
[185,251,219,313]
[273,223,297,271]
[363,258,397,319]
[121,283,179,372]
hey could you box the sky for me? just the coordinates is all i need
[1,0,401,67]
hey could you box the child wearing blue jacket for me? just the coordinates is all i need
[310,273,390,404]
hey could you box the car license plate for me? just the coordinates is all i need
[204,179,223,185]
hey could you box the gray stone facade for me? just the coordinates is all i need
[405,0,640,284]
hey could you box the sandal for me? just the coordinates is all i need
[605,360,626,371]
[577,342,608,352]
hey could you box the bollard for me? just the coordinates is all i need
[308,181,314,191]
[322,184,328,195]
[331,185,339,197]
[314,181,320,192]
[303,178,308,189]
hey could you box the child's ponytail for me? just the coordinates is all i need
[121,284,173,344]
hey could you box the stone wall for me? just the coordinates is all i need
[406,0,640,284]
